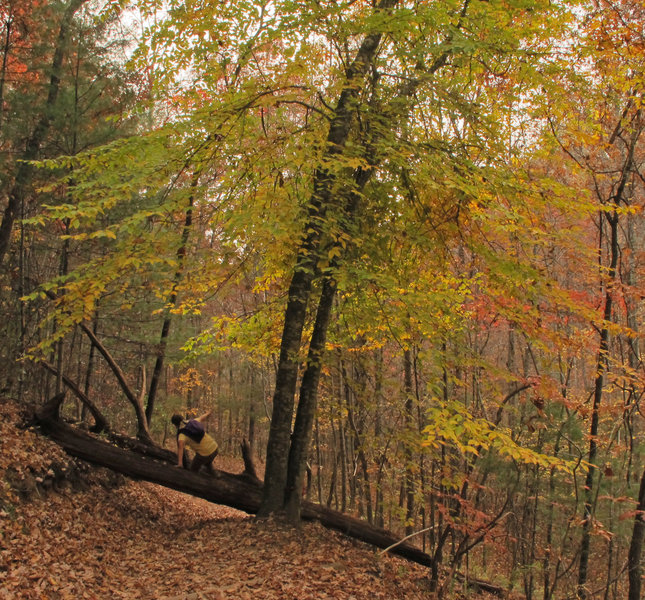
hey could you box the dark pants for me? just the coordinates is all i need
[190,449,218,474]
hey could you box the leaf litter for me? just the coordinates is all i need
[1,399,438,599]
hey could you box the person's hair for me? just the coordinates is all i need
[170,413,184,428]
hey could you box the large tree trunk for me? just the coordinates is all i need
[258,0,397,517]
[34,393,435,569]
[258,262,315,516]
[284,276,338,521]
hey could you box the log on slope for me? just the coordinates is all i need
[34,394,433,569]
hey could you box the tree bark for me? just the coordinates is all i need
[257,242,316,516]
[284,276,338,521]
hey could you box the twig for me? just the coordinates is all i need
[378,526,436,556]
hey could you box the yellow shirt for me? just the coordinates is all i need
[178,430,218,457]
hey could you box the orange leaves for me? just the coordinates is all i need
[1,397,431,600]
[1,478,431,600]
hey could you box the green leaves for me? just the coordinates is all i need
[423,399,577,473]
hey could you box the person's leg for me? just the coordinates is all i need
[205,449,218,474]
[190,449,218,473]
[190,453,207,472]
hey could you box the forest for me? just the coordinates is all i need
[0,0,643,598]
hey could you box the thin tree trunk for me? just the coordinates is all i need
[81,309,99,423]
[248,367,256,451]
[374,348,385,529]
[577,108,641,597]
[146,174,197,424]
[339,387,348,513]
[54,224,71,395]
[577,208,619,598]
[327,400,338,508]
[627,467,645,600]
[77,319,152,442]
[403,347,415,536]
[543,420,562,600]
[0,0,88,266]
[314,412,323,504]
[0,11,13,133]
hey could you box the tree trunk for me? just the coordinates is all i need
[284,277,338,521]
[627,467,645,600]
[0,0,88,266]
[258,0,397,517]
[577,207,618,599]
[146,175,197,424]
[81,309,99,423]
[258,261,316,516]
[76,320,152,442]
[0,10,13,132]
[403,347,415,536]
[577,110,641,597]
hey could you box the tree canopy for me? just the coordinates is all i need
[1,0,643,598]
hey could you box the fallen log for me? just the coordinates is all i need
[34,393,433,568]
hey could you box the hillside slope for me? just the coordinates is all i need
[0,399,493,599]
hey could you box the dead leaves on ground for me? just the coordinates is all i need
[1,399,433,599]
[1,481,432,600]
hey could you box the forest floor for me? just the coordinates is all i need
[0,398,498,600]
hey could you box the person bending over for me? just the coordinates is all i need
[171,411,218,474]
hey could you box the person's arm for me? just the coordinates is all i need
[176,437,185,467]
[196,410,212,422]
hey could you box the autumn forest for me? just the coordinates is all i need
[0,0,643,598]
